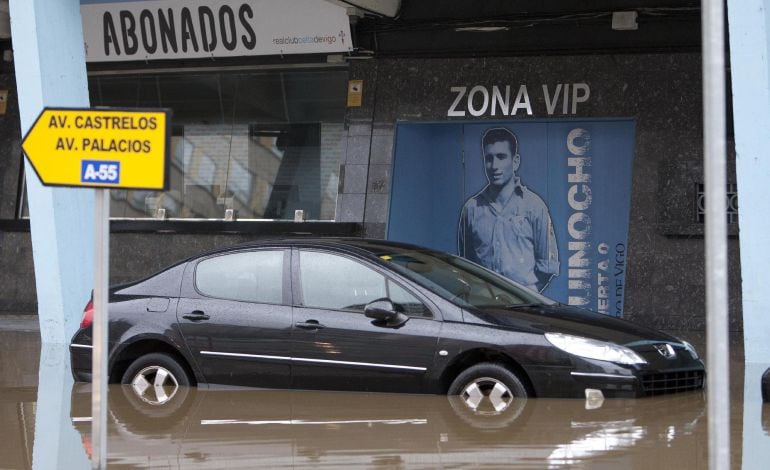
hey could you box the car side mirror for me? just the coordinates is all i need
[364,298,408,327]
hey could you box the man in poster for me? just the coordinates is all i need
[458,127,560,292]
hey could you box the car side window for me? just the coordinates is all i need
[387,280,432,317]
[299,251,430,316]
[195,250,283,304]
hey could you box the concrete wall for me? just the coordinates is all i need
[0,66,34,313]
[0,52,743,331]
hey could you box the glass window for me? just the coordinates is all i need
[16,69,349,221]
[195,250,283,304]
[362,245,556,310]
[388,281,431,317]
[299,251,430,316]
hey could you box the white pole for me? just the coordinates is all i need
[702,1,730,469]
[91,188,110,469]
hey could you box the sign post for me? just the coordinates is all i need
[21,107,170,469]
[702,1,730,469]
[92,188,109,469]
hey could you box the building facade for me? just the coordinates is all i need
[0,0,742,331]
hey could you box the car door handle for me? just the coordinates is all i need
[295,320,325,330]
[182,311,210,321]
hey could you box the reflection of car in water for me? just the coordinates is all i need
[70,239,705,404]
[70,384,706,468]
[764,403,770,436]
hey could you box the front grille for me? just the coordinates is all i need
[640,370,704,396]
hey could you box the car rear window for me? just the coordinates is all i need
[195,250,283,304]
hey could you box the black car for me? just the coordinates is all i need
[70,238,704,406]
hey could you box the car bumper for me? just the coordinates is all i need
[70,343,93,382]
[527,364,706,399]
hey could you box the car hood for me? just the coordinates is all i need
[463,303,678,347]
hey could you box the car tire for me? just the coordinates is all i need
[120,353,192,410]
[448,363,529,414]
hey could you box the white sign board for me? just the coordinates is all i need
[81,0,353,62]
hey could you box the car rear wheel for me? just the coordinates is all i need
[121,353,191,406]
[448,363,528,413]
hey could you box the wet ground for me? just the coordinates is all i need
[0,319,766,469]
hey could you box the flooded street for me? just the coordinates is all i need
[0,324,764,469]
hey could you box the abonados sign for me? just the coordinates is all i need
[81,0,353,62]
[21,108,170,190]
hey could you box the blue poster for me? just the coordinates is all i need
[388,119,636,317]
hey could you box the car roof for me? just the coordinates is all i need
[223,237,442,258]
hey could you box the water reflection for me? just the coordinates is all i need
[0,386,36,468]
[764,404,770,436]
[0,338,91,470]
[61,385,710,469]
[0,328,760,469]
[547,419,646,466]
[31,344,90,470]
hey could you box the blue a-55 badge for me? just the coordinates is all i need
[81,160,120,184]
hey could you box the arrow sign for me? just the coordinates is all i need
[21,107,170,190]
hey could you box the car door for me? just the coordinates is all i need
[290,248,442,393]
[176,248,293,389]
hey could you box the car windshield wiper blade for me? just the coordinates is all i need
[506,302,543,308]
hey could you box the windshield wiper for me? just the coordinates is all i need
[506,302,543,308]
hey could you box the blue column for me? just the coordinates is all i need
[726,0,770,467]
[31,344,91,469]
[10,2,95,468]
[9,0,93,344]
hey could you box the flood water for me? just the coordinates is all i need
[0,324,766,469]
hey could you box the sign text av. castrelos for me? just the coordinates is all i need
[21,108,170,190]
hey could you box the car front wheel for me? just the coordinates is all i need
[448,363,529,413]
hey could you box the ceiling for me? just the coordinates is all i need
[351,0,702,57]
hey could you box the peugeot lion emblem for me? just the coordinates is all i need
[654,343,676,359]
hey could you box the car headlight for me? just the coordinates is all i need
[679,339,699,360]
[545,332,647,365]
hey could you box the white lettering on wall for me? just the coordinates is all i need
[566,128,593,308]
[447,83,591,117]
[572,83,591,114]
[468,86,490,117]
[512,85,533,116]
[491,86,510,116]
[448,86,467,117]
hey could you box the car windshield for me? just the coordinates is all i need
[363,245,556,310]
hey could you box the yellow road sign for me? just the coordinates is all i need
[21,107,170,190]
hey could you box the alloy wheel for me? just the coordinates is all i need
[460,377,514,413]
[130,365,180,405]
